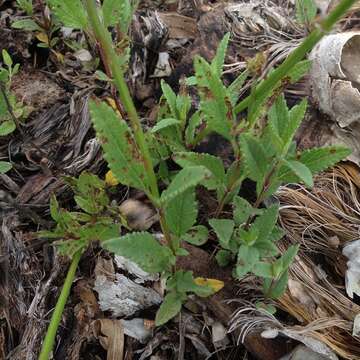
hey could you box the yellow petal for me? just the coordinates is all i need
[36,32,49,44]
[194,277,224,293]
[105,170,119,186]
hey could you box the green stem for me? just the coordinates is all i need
[84,0,177,251]
[234,0,358,115]
[84,0,159,200]
[38,250,82,360]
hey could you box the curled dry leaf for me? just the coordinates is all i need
[93,319,124,360]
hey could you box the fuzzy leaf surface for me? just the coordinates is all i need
[103,0,133,30]
[284,160,313,188]
[194,56,232,140]
[182,225,208,246]
[48,0,88,29]
[160,166,209,205]
[103,232,175,273]
[89,100,150,193]
[211,32,230,77]
[240,133,268,183]
[279,146,351,183]
[151,118,180,133]
[155,291,183,326]
[253,205,279,244]
[209,219,235,250]
[165,189,197,237]
[173,152,225,190]
[232,196,253,225]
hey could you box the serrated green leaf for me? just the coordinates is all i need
[284,160,313,187]
[253,205,279,243]
[236,245,259,278]
[209,219,234,250]
[161,80,177,118]
[102,0,131,28]
[185,110,201,146]
[238,227,259,246]
[12,19,41,31]
[151,118,180,133]
[298,146,351,174]
[216,249,232,267]
[50,195,60,222]
[194,56,233,140]
[69,212,93,222]
[0,120,16,136]
[0,161,12,174]
[16,0,33,15]
[279,244,299,270]
[264,270,289,299]
[288,60,312,83]
[175,93,191,124]
[103,232,175,273]
[232,196,253,225]
[267,96,287,151]
[165,188,197,237]
[89,99,150,193]
[155,291,183,326]
[253,262,273,278]
[48,0,88,29]
[211,33,230,77]
[160,166,210,205]
[285,99,307,147]
[182,225,208,246]
[74,195,101,214]
[228,70,248,105]
[240,133,269,183]
[296,0,317,24]
[268,226,284,242]
[173,152,225,190]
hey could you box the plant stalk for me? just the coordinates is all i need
[38,250,82,360]
[234,0,358,115]
[84,0,159,200]
[84,0,176,251]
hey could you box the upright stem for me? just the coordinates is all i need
[234,0,358,115]
[84,0,176,251]
[84,0,159,200]
[38,250,82,360]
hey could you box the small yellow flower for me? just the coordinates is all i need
[105,170,119,186]
[194,277,224,293]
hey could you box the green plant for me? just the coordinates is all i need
[0,50,22,173]
[296,0,318,25]
[38,0,356,358]
[16,0,33,15]
[12,1,64,60]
